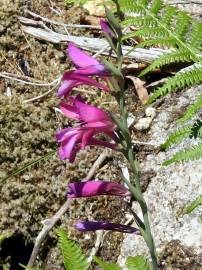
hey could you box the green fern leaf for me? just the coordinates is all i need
[93,256,121,270]
[135,37,176,48]
[57,229,89,270]
[161,6,176,26]
[123,26,167,40]
[189,21,202,50]
[122,16,157,27]
[119,0,145,14]
[189,119,202,139]
[175,11,190,40]
[139,49,194,76]
[178,94,202,123]
[126,255,150,270]
[185,195,202,214]
[148,65,202,103]
[161,125,192,149]
[199,126,202,138]
[150,0,163,14]
[163,143,202,165]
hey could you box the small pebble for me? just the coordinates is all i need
[134,117,152,130]
[145,107,156,119]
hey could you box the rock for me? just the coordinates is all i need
[118,85,202,268]
[145,107,156,119]
[134,117,152,130]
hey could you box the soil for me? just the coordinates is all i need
[0,0,201,270]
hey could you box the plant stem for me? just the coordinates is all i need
[117,71,158,270]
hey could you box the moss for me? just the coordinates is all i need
[159,240,202,270]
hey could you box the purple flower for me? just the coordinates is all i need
[100,19,115,38]
[57,43,110,97]
[75,221,140,234]
[56,95,117,162]
[67,181,131,198]
[57,72,109,97]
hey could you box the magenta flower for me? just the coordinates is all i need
[75,221,140,234]
[57,43,110,97]
[56,96,117,162]
[67,181,130,198]
[100,19,115,38]
[57,72,109,97]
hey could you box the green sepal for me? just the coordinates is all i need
[102,59,124,81]
[105,6,122,37]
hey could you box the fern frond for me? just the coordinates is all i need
[178,95,202,122]
[123,26,167,40]
[189,119,202,139]
[126,255,150,270]
[189,21,202,51]
[93,256,121,270]
[199,126,202,138]
[140,49,194,76]
[175,11,190,40]
[185,195,202,214]
[161,6,176,26]
[57,229,89,270]
[163,143,202,165]
[161,125,192,149]
[150,0,163,15]
[135,37,177,48]
[148,65,202,103]
[122,16,157,27]
[119,0,146,14]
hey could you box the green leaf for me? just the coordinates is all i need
[126,255,150,270]
[148,65,202,103]
[102,59,124,79]
[161,125,192,149]
[184,195,202,214]
[178,94,202,123]
[163,143,202,165]
[19,264,45,270]
[93,256,121,270]
[0,150,56,184]
[105,6,122,37]
[57,229,89,270]
[139,49,194,77]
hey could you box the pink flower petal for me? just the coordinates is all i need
[68,42,100,68]
[60,102,80,120]
[100,19,114,37]
[67,181,130,198]
[74,98,112,123]
[62,72,110,91]
[75,221,140,234]
[58,132,82,160]
[57,80,80,97]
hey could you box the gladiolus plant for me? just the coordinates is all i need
[55,7,158,270]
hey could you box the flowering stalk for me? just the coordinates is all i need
[55,11,158,268]
[103,10,158,269]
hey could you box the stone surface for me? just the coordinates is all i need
[134,117,153,130]
[145,107,156,119]
[118,85,202,268]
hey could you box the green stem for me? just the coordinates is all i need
[117,63,158,269]
[106,10,158,267]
